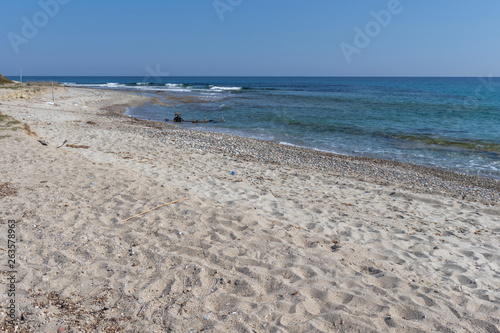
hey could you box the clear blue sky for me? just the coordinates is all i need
[1,0,499,76]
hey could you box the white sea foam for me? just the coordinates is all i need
[160,83,193,92]
[63,82,241,94]
[279,141,300,147]
[209,85,242,92]
[62,82,126,89]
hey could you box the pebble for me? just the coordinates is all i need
[114,116,500,204]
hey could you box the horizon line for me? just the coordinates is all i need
[3,74,499,78]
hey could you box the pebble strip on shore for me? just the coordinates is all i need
[103,104,500,205]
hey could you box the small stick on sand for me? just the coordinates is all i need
[56,139,67,148]
[66,144,90,149]
[119,197,190,223]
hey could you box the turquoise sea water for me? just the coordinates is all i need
[17,76,500,179]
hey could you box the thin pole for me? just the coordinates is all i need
[20,67,22,83]
[52,81,55,103]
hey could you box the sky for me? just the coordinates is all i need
[1,0,500,77]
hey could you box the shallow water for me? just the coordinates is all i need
[21,76,500,179]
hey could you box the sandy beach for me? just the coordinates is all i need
[1,86,499,332]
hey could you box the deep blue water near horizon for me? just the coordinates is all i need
[14,76,500,180]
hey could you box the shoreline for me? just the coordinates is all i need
[102,88,500,204]
[1,86,499,332]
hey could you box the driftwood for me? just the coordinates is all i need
[119,197,191,223]
[66,144,90,149]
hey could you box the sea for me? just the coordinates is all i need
[14,76,500,180]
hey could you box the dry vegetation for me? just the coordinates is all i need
[0,291,128,333]
[0,182,17,199]
[0,74,14,84]
[26,81,60,87]
[0,110,37,138]
[0,87,46,100]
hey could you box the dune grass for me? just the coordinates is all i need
[0,74,14,84]
[27,81,60,87]
[0,110,37,137]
